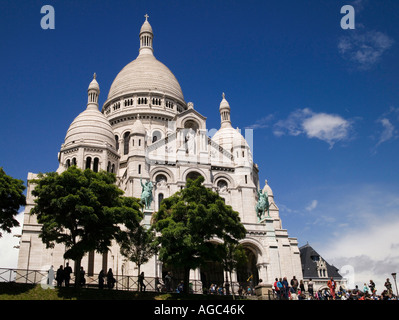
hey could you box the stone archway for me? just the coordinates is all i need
[236,247,259,289]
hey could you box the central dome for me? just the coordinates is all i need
[106,16,185,105]
[107,54,185,102]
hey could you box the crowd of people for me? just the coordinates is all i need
[49,265,398,300]
[272,276,398,300]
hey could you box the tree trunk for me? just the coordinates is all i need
[74,257,82,288]
[137,264,141,291]
[183,267,190,294]
[229,271,235,300]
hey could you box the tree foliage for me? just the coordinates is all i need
[118,219,158,289]
[30,166,142,284]
[0,167,26,238]
[221,242,248,297]
[153,176,246,293]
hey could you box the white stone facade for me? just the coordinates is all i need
[17,16,302,289]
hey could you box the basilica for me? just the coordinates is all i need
[17,16,302,291]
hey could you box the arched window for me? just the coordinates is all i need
[152,130,161,143]
[93,158,99,172]
[155,174,167,187]
[72,158,77,166]
[111,164,115,173]
[186,171,202,182]
[138,164,141,175]
[66,159,71,168]
[115,135,119,151]
[86,157,92,170]
[184,120,199,131]
[107,161,111,172]
[217,179,228,192]
[124,132,130,155]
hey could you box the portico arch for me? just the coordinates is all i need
[236,239,265,288]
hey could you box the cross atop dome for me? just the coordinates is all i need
[139,14,154,55]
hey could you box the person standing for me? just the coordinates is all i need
[308,278,314,298]
[290,276,299,294]
[47,265,55,288]
[273,278,280,298]
[164,272,172,292]
[107,268,116,289]
[282,277,289,300]
[138,272,146,292]
[327,277,336,299]
[385,278,393,295]
[64,262,72,287]
[98,270,105,289]
[80,266,86,286]
[56,265,64,287]
[299,279,305,294]
[369,280,376,293]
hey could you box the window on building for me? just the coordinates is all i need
[186,171,202,182]
[158,193,164,210]
[93,158,99,172]
[124,132,130,155]
[86,157,92,170]
[115,135,119,151]
[152,130,161,143]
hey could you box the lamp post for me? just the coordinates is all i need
[392,273,398,298]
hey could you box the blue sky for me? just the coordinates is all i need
[1,0,399,292]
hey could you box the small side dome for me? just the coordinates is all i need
[213,127,250,152]
[233,128,248,148]
[219,92,230,111]
[131,116,146,136]
[88,73,100,91]
[63,75,116,149]
[262,180,274,198]
[140,14,153,35]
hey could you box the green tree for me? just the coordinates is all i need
[30,166,141,286]
[0,167,26,238]
[118,217,158,291]
[153,176,246,294]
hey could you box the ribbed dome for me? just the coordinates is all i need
[88,76,99,91]
[64,108,116,149]
[107,54,185,102]
[140,20,153,34]
[132,117,146,135]
[106,16,185,105]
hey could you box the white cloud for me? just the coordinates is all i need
[376,118,395,146]
[311,185,399,294]
[305,200,318,212]
[273,108,352,148]
[372,107,399,152]
[245,114,274,130]
[338,30,394,70]
[322,216,399,294]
